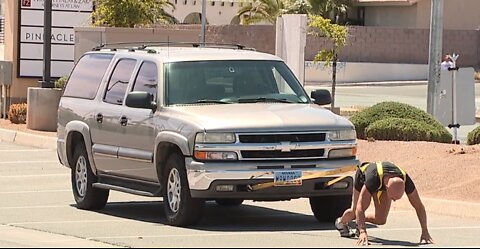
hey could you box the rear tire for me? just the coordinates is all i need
[215,199,244,207]
[309,195,351,222]
[163,153,205,226]
[71,144,109,210]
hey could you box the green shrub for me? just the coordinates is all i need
[350,101,445,139]
[55,76,69,89]
[8,103,27,124]
[467,126,480,145]
[365,117,452,143]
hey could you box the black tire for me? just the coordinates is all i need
[162,153,205,227]
[309,195,352,222]
[71,144,109,210]
[215,199,244,207]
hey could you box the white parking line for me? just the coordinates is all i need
[87,225,480,240]
[0,173,69,178]
[8,219,128,226]
[0,160,59,164]
[0,205,69,210]
[0,190,70,194]
[0,149,54,152]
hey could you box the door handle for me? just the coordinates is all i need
[96,113,103,123]
[120,116,128,126]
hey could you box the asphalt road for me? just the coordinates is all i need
[1,140,480,247]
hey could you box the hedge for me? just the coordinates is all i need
[365,117,452,143]
[350,102,446,139]
[467,126,480,145]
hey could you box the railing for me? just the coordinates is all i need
[0,17,4,44]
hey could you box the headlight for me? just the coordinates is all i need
[329,130,356,141]
[194,151,238,161]
[195,132,236,144]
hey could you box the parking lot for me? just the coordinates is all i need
[1,140,480,247]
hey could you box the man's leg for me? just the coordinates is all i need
[366,192,392,225]
[340,188,360,224]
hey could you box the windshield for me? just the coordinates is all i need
[165,60,310,105]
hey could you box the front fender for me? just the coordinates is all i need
[65,121,97,174]
[154,131,191,157]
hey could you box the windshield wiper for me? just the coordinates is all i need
[187,99,232,104]
[237,97,295,103]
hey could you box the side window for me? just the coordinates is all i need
[104,59,137,105]
[63,53,114,99]
[132,61,158,101]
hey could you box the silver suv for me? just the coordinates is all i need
[57,43,359,226]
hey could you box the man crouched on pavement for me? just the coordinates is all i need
[335,161,434,246]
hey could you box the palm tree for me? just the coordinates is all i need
[308,0,351,23]
[237,0,310,25]
[92,0,176,28]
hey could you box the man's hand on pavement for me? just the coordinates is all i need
[357,231,369,246]
[420,230,434,244]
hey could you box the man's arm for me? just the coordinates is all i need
[356,186,372,246]
[407,189,434,244]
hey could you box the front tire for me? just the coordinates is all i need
[162,153,205,226]
[71,144,109,210]
[309,195,351,222]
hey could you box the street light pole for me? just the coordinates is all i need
[200,0,206,46]
[427,0,444,115]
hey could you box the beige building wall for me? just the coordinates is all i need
[362,0,480,30]
[364,5,417,28]
[415,0,480,30]
[165,0,243,24]
[5,0,38,103]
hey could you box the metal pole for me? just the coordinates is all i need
[41,0,53,88]
[450,54,459,144]
[200,0,206,46]
[427,0,444,115]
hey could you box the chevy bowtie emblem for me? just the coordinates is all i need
[277,142,298,152]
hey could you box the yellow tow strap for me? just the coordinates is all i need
[250,165,357,191]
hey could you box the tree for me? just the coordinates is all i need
[308,0,350,21]
[237,0,310,25]
[92,0,176,28]
[308,14,348,110]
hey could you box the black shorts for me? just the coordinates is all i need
[354,168,365,192]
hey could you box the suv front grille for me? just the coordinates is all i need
[239,133,326,143]
[241,149,325,159]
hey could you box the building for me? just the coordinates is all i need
[165,0,245,25]
[352,0,480,30]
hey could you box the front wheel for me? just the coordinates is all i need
[162,153,205,227]
[71,144,109,210]
[309,195,351,222]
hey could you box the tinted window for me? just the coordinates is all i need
[104,59,137,105]
[132,61,158,101]
[63,53,113,99]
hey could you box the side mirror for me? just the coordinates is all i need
[310,89,332,105]
[125,91,157,112]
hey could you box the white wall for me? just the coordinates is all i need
[305,62,428,83]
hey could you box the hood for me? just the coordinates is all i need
[165,103,354,132]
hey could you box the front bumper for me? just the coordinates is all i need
[186,158,359,199]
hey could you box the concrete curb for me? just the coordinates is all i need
[393,196,480,219]
[0,128,56,150]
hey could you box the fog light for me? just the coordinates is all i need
[216,185,234,192]
[331,182,349,189]
[328,148,357,158]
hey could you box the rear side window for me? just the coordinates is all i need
[104,59,137,105]
[132,61,158,101]
[63,53,114,99]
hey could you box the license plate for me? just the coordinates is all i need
[274,171,302,186]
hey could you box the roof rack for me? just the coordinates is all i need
[92,42,255,52]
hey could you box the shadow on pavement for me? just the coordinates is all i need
[369,236,419,247]
[75,200,378,232]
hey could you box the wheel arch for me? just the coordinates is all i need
[154,131,190,182]
[65,121,97,174]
